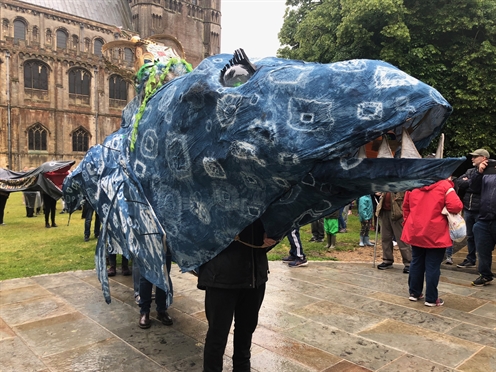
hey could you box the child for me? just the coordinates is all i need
[324,210,340,251]
[358,195,375,247]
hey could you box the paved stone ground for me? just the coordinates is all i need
[1,246,495,372]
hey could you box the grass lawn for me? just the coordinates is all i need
[0,192,94,280]
[1,192,362,280]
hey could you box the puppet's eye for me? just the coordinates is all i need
[219,48,257,87]
[222,65,254,87]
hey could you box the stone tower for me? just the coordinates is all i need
[129,0,221,67]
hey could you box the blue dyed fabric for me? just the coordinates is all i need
[63,56,464,304]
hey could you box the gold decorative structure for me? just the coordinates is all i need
[102,33,186,75]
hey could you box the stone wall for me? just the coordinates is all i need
[0,0,221,170]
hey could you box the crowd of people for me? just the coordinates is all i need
[1,147,494,371]
[279,148,494,310]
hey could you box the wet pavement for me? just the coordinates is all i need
[1,245,495,372]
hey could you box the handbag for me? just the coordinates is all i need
[442,188,466,242]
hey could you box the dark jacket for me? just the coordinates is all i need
[197,219,269,290]
[469,168,496,221]
[455,168,482,211]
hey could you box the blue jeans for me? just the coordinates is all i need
[338,207,346,230]
[286,229,305,259]
[446,246,453,258]
[473,220,496,279]
[133,262,140,298]
[84,205,101,239]
[139,252,172,314]
[463,209,479,263]
[408,246,446,303]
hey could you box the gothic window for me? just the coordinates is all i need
[124,48,133,65]
[13,19,26,41]
[69,68,91,96]
[46,29,52,44]
[72,35,79,50]
[152,14,162,29]
[56,29,68,49]
[109,75,128,101]
[32,26,38,42]
[94,38,104,56]
[84,38,90,52]
[24,61,48,90]
[28,123,48,151]
[72,127,89,152]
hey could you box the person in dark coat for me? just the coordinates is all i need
[454,148,489,268]
[0,190,9,225]
[198,219,277,372]
[469,156,496,286]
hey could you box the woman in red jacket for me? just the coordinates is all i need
[401,178,463,306]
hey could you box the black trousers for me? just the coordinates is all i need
[203,284,266,372]
[43,194,57,225]
[0,194,8,224]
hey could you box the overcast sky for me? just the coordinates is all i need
[220,0,287,58]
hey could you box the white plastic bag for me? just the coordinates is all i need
[442,188,466,242]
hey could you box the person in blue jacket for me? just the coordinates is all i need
[358,195,375,247]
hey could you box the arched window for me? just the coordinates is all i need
[28,123,48,151]
[109,75,128,101]
[68,68,91,96]
[124,48,133,65]
[72,127,89,152]
[56,29,68,49]
[24,61,48,90]
[13,19,26,41]
[94,38,104,56]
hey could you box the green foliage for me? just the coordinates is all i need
[278,0,496,156]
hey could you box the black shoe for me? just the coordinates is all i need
[51,223,57,228]
[282,255,297,262]
[315,238,324,242]
[107,266,116,277]
[84,236,90,242]
[139,313,151,329]
[403,267,410,274]
[122,265,131,276]
[377,262,393,270]
[457,260,476,268]
[45,223,51,228]
[308,237,317,242]
[157,311,173,326]
[472,275,493,286]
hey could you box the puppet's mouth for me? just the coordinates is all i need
[357,127,444,160]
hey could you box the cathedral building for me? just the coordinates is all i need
[0,0,221,170]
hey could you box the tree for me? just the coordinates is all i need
[278,0,496,157]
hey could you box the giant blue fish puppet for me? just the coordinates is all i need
[63,50,464,305]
